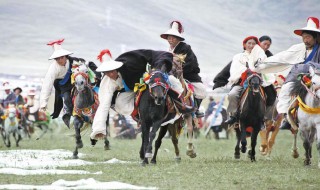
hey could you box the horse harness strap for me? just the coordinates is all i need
[297,96,320,114]
[73,91,99,118]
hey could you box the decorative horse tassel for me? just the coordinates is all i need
[170,21,184,33]
[97,49,112,62]
[47,39,64,46]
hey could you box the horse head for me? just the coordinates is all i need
[6,105,17,120]
[148,65,170,106]
[247,73,262,93]
[309,66,320,99]
[72,62,91,92]
[172,54,186,78]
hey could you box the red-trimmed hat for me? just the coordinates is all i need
[47,39,73,60]
[96,49,123,72]
[160,21,185,41]
[243,36,259,49]
[294,17,320,36]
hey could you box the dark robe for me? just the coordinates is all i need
[115,49,173,90]
[51,56,86,119]
[173,42,202,82]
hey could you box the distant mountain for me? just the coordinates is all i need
[0,0,318,81]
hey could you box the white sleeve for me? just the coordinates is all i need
[39,63,58,108]
[90,76,118,138]
[229,53,247,84]
[248,45,267,72]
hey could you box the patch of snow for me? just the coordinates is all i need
[0,178,157,189]
[0,168,102,175]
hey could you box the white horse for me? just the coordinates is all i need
[3,105,22,147]
[288,66,320,167]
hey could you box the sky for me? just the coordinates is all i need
[0,0,319,82]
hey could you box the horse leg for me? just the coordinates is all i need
[240,124,247,154]
[249,128,259,162]
[73,117,83,159]
[169,123,181,162]
[259,127,268,155]
[140,121,150,166]
[146,121,161,159]
[234,127,241,159]
[104,122,110,150]
[151,125,168,164]
[316,125,320,168]
[186,115,196,158]
[5,131,10,148]
[292,130,299,159]
[268,123,279,157]
[36,124,48,140]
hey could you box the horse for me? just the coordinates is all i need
[288,66,320,167]
[171,54,198,157]
[2,105,23,147]
[71,61,106,159]
[138,64,180,165]
[259,80,284,158]
[234,70,266,161]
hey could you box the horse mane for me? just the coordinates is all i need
[289,80,308,100]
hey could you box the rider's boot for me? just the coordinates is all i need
[279,113,292,130]
[225,111,239,125]
[62,92,73,129]
[194,98,204,118]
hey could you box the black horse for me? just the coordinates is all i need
[234,71,266,161]
[139,64,177,165]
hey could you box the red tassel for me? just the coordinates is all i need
[47,39,64,46]
[170,21,184,33]
[97,49,112,63]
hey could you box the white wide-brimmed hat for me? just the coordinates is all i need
[28,88,36,96]
[294,17,320,36]
[47,39,73,60]
[160,21,185,41]
[1,82,13,90]
[96,49,123,72]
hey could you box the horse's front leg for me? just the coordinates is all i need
[186,114,196,158]
[268,121,280,157]
[140,121,150,166]
[234,127,241,159]
[240,123,247,153]
[316,125,320,168]
[151,125,168,164]
[73,116,83,159]
[249,127,260,162]
[146,121,161,159]
[169,123,181,162]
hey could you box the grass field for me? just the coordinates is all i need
[0,125,320,190]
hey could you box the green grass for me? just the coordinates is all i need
[1,126,320,190]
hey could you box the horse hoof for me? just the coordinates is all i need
[72,155,79,159]
[241,146,247,153]
[104,145,110,150]
[90,138,97,146]
[175,157,181,163]
[251,157,256,162]
[304,159,311,166]
[186,150,197,158]
[234,154,240,159]
[145,153,153,158]
[292,150,299,159]
[151,160,156,164]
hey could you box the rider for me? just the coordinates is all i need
[160,21,207,118]
[39,39,86,128]
[13,87,25,106]
[212,35,274,91]
[256,17,320,130]
[0,82,16,109]
[90,49,195,140]
[224,36,275,125]
[25,88,40,121]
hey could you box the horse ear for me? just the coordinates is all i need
[309,66,315,76]
[161,64,167,73]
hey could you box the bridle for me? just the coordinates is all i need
[148,71,170,99]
